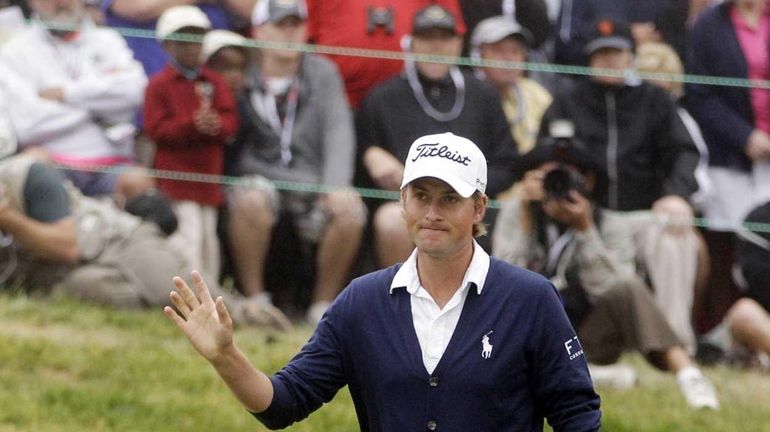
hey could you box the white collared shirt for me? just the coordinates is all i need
[390,240,491,374]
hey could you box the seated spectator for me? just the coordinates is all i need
[470,15,552,155]
[699,200,770,369]
[0,154,291,330]
[103,0,254,77]
[202,30,250,96]
[1,0,153,203]
[143,6,238,279]
[686,0,770,227]
[539,18,706,354]
[357,4,518,267]
[458,0,554,88]
[305,0,465,109]
[225,0,365,324]
[493,138,720,409]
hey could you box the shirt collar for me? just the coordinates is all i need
[390,239,490,295]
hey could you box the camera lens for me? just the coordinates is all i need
[543,167,574,200]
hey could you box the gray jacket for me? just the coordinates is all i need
[229,54,355,188]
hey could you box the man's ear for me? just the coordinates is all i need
[474,194,488,221]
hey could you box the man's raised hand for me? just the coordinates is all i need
[164,271,235,362]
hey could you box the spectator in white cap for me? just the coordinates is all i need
[471,15,552,156]
[165,131,601,431]
[222,0,365,325]
[143,5,239,280]
[202,30,250,95]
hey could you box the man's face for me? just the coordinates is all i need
[480,36,527,88]
[29,0,84,26]
[401,177,485,259]
[253,16,307,61]
[164,27,207,70]
[207,47,248,94]
[588,46,634,86]
[411,28,462,80]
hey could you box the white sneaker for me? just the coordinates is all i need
[306,301,331,325]
[677,368,720,410]
[587,363,637,390]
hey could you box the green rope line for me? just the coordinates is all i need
[54,163,770,234]
[32,21,770,90]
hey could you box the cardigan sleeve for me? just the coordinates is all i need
[528,281,602,432]
[251,286,350,429]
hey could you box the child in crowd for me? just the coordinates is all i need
[201,30,250,97]
[144,5,238,278]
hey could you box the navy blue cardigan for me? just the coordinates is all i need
[254,258,601,431]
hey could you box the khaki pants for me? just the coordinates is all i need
[578,277,682,370]
[53,223,238,309]
[627,212,700,354]
[168,200,221,278]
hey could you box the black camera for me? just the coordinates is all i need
[541,120,586,201]
[543,165,585,201]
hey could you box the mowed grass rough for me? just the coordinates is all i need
[0,295,769,431]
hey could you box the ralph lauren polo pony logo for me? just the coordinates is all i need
[481,331,493,359]
[412,142,472,165]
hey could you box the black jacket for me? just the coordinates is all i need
[539,79,700,211]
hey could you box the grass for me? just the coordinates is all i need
[1,294,769,431]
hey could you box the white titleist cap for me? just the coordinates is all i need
[400,132,487,198]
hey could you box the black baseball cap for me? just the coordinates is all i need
[412,5,458,35]
[583,17,634,56]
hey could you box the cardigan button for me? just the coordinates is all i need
[428,376,439,387]
[426,420,437,430]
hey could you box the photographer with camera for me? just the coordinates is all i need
[493,122,720,409]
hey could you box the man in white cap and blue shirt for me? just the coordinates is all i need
[164,132,601,431]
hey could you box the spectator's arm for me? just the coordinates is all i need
[318,62,355,187]
[1,64,90,146]
[0,209,79,263]
[685,18,754,152]
[657,97,700,200]
[492,198,541,269]
[109,0,256,22]
[211,78,239,142]
[108,0,195,22]
[220,0,258,20]
[62,30,148,122]
[572,211,638,298]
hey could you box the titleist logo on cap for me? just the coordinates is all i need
[412,142,471,165]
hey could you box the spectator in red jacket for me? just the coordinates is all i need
[305,0,465,109]
[144,5,238,278]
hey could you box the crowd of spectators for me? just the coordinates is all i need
[2,0,770,408]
